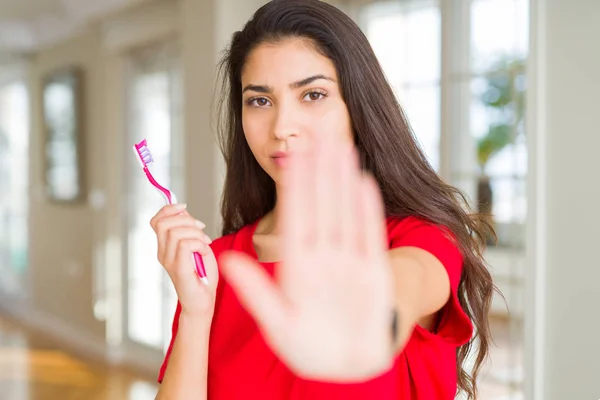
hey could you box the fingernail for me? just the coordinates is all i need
[195,220,206,229]
[203,234,212,244]
[174,203,187,210]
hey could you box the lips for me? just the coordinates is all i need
[270,151,288,167]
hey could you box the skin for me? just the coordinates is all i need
[154,38,452,399]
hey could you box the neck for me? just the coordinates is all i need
[256,185,283,236]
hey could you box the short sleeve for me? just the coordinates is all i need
[386,217,473,346]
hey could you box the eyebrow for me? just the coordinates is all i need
[242,74,335,94]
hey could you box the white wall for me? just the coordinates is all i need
[527,0,600,398]
[179,0,267,236]
[0,0,268,375]
[29,25,107,346]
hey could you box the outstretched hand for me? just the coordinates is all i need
[220,137,396,382]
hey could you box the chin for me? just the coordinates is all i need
[268,171,284,187]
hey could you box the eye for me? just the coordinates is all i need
[247,97,272,107]
[302,90,327,102]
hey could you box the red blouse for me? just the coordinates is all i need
[159,216,473,399]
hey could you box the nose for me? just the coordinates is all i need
[272,104,300,141]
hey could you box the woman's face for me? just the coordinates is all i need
[240,37,354,185]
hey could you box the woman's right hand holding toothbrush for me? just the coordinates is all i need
[152,203,218,400]
[150,203,219,319]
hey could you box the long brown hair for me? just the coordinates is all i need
[215,1,496,398]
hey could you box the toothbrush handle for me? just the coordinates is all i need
[193,251,209,285]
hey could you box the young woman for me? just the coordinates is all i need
[152,1,495,399]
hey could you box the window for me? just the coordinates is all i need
[361,0,441,171]
[358,0,528,398]
[468,0,528,248]
[124,43,182,353]
[0,81,30,298]
[361,0,528,247]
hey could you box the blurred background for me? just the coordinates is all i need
[0,0,597,399]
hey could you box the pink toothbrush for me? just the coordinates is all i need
[133,139,209,285]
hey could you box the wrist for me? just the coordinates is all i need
[389,303,419,355]
[179,309,214,333]
[390,308,399,350]
[177,292,216,321]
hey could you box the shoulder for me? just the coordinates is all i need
[385,216,456,244]
[387,216,473,346]
[385,215,463,288]
[208,233,236,257]
[208,222,255,259]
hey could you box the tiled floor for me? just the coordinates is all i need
[0,316,158,400]
[477,316,524,400]
[0,314,523,399]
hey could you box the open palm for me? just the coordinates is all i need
[220,137,396,382]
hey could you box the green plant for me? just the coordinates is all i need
[476,58,526,173]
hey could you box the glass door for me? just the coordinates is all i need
[123,41,183,360]
[0,80,30,300]
[358,0,529,398]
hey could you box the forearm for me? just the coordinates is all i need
[388,247,451,352]
[157,314,212,400]
[390,259,425,352]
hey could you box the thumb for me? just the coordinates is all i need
[219,251,290,347]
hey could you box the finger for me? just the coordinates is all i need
[219,251,290,352]
[314,133,341,245]
[339,146,360,248]
[164,227,212,268]
[281,148,314,260]
[153,210,204,233]
[359,174,388,260]
[156,214,206,238]
[150,203,188,230]
[155,215,207,260]
[171,239,212,280]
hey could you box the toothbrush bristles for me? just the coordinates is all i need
[134,140,154,166]
[138,146,154,165]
